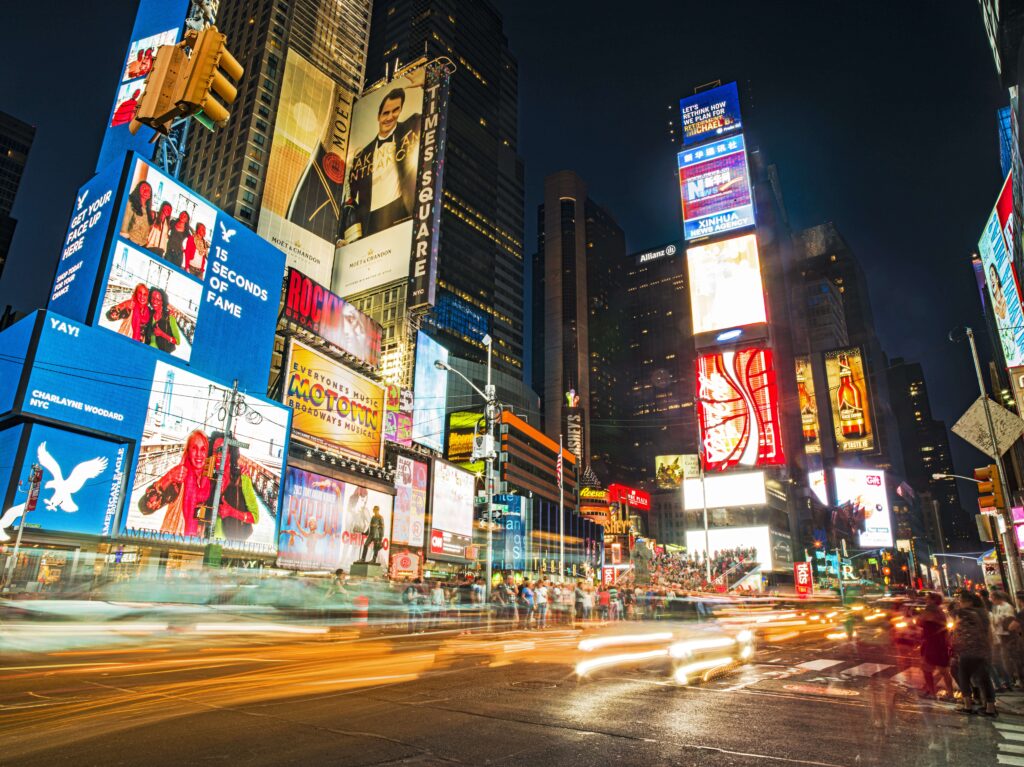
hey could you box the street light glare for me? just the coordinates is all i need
[433,359,448,370]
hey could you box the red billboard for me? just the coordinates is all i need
[284,268,382,367]
[607,484,651,511]
[794,561,813,597]
[696,347,785,472]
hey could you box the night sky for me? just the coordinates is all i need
[0,1,1008,488]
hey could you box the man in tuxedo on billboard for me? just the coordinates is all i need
[348,88,421,239]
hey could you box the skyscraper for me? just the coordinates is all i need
[364,0,525,378]
[0,111,35,280]
[533,171,626,479]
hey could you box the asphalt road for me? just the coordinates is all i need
[0,620,1009,767]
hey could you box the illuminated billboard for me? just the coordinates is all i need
[95,0,189,172]
[412,332,449,452]
[696,347,785,471]
[382,384,413,448]
[50,153,285,391]
[682,471,767,510]
[833,467,893,548]
[6,425,128,538]
[808,469,829,506]
[978,173,1024,367]
[125,361,289,552]
[446,410,485,474]
[428,459,475,562]
[684,525,792,572]
[796,356,821,454]
[679,82,743,147]
[687,234,766,336]
[392,455,427,547]
[655,455,687,488]
[823,347,875,454]
[283,340,385,465]
[277,467,394,571]
[283,268,382,367]
[258,51,354,285]
[678,134,755,241]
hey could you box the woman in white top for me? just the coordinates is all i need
[430,583,446,630]
[535,582,549,629]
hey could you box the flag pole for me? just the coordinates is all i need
[559,433,565,584]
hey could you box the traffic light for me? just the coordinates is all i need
[178,27,244,131]
[974,464,1006,511]
[129,43,190,135]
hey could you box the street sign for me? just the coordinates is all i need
[952,397,1024,458]
[794,561,813,597]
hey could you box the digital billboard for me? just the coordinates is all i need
[696,347,785,471]
[833,467,893,549]
[412,331,449,452]
[283,340,385,465]
[95,0,190,172]
[687,234,766,336]
[283,268,382,367]
[808,469,829,506]
[383,384,413,448]
[978,173,1024,367]
[4,425,129,539]
[392,455,427,547]
[50,154,285,391]
[679,82,743,147]
[684,525,787,572]
[258,51,355,285]
[125,361,289,552]
[332,67,426,297]
[655,455,692,488]
[428,458,475,562]
[13,312,292,552]
[823,347,875,454]
[796,356,821,454]
[682,470,767,510]
[678,134,755,241]
[446,410,486,474]
[277,466,394,571]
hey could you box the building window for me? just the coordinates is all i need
[239,206,253,220]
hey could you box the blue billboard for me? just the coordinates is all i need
[5,425,129,539]
[6,311,292,551]
[0,315,35,417]
[678,135,755,242]
[49,153,285,390]
[412,332,449,452]
[95,0,190,173]
[679,82,743,147]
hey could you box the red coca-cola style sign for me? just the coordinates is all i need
[794,561,813,597]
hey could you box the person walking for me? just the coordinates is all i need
[598,586,611,621]
[951,590,997,716]
[991,590,1017,691]
[518,579,535,629]
[496,575,517,628]
[403,578,426,634]
[429,581,446,630]
[573,581,585,623]
[919,592,954,699]
[536,580,549,629]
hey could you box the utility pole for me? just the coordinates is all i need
[963,327,1024,599]
[208,381,249,546]
[3,464,42,589]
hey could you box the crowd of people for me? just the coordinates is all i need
[648,547,759,591]
[911,588,1024,717]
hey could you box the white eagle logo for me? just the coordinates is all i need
[219,221,236,243]
[0,442,108,542]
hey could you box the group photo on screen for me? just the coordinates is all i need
[121,27,177,83]
[119,159,216,279]
[98,241,201,361]
[126,362,289,549]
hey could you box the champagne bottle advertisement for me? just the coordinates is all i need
[258,51,355,287]
[823,346,875,453]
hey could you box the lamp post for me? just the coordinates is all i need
[948,326,1024,601]
[435,334,498,602]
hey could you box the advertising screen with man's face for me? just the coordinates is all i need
[332,68,426,297]
[125,361,290,554]
[50,153,285,391]
[979,173,1024,367]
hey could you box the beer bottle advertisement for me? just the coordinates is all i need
[795,356,821,454]
[823,347,875,453]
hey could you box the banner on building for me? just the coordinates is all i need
[796,356,821,455]
[823,347,875,454]
[392,455,427,547]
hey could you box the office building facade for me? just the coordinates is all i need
[0,111,35,279]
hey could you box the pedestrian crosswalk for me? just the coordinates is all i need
[994,721,1024,766]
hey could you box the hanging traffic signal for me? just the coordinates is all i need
[129,44,190,135]
[974,464,1006,511]
[178,27,244,131]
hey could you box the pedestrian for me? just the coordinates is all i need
[518,579,535,629]
[403,578,426,634]
[951,590,997,716]
[991,590,1018,690]
[536,580,549,629]
[608,583,619,621]
[496,575,517,627]
[472,577,486,629]
[598,586,610,621]
[429,581,446,630]
[583,585,594,621]
[573,581,585,622]
[458,574,474,629]
[919,592,954,699]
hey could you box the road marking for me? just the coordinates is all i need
[1000,731,1024,742]
[841,663,891,677]
[999,743,1024,755]
[997,755,1024,766]
[998,723,1024,734]
[796,659,844,671]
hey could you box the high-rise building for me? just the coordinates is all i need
[181,0,372,231]
[364,0,525,378]
[533,171,627,479]
[622,242,695,486]
[0,111,35,279]
[887,357,974,550]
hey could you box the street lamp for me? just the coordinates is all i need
[434,334,499,603]
[932,472,981,484]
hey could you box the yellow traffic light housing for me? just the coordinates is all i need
[129,44,189,135]
[974,464,1005,511]
[178,27,244,130]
